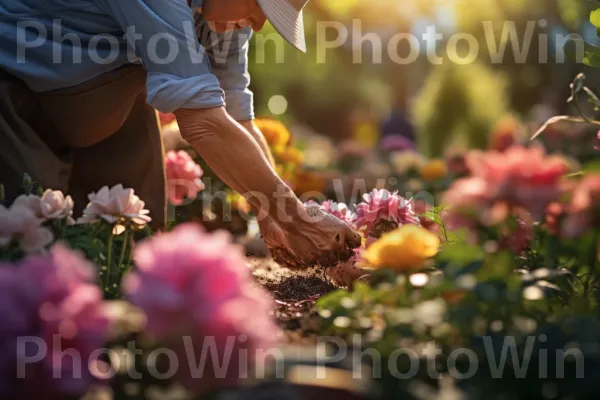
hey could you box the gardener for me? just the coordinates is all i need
[0,0,361,267]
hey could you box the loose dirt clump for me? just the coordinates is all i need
[250,258,338,301]
[249,258,340,343]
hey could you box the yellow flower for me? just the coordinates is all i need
[420,159,448,182]
[275,146,304,166]
[361,225,440,271]
[254,118,291,148]
[353,121,379,149]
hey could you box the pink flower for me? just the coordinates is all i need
[353,189,420,238]
[14,190,74,221]
[77,184,151,228]
[562,174,600,238]
[124,223,279,394]
[595,131,600,151]
[0,204,53,254]
[0,245,110,400]
[165,150,205,206]
[443,145,567,223]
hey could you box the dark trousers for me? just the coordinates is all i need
[0,66,167,228]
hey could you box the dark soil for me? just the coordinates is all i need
[249,258,341,344]
[265,275,336,301]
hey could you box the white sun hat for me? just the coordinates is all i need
[256,0,309,53]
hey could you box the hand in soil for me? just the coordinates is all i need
[259,205,361,269]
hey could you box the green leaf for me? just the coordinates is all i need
[591,9,600,29]
[583,159,600,173]
[564,37,600,68]
[437,241,485,266]
[478,251,514,281]
[316,289,349,311]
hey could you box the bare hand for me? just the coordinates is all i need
[260,204,362,269]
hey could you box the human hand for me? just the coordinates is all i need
[260,204,362,269]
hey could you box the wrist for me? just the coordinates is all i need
[266,184,305,232]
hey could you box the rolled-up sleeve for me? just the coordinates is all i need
[195,14,255,121]
[96,0,224,113]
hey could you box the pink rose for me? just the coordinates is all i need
[442,145,568,224]
[0,245,111,400]
[353,189,420,238]
[77,184,151,228]
[124,223,279,394]
[165,150,205,206]
[14,190,74,221]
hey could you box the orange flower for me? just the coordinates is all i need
[420,159,448,182]
[254,118,291,148]
[275,146,304,166]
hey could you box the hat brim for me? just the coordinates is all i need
[256,0,307,53]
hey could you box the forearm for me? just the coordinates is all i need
[174,107,300,225]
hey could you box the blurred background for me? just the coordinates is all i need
[247,0,599,158]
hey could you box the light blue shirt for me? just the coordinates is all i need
[0,0,254,120]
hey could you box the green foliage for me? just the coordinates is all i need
[413,62,509,157]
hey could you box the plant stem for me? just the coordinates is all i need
[117,229,130,283]
[105,229,114,291]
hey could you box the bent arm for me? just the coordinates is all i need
[175,107,299,225]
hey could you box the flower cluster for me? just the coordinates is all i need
[78,184,151,232]
[124,223,280,394]
[354,189,420,239]
[14,189,74,222]
[254,117,291,149]
[442,145,568,225]
[275,146,304,165]
[0,245,110,400]
[165,150,206,206]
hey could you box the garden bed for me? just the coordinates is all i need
[250,258,339,344]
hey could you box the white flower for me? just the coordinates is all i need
[78,184,151,228]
